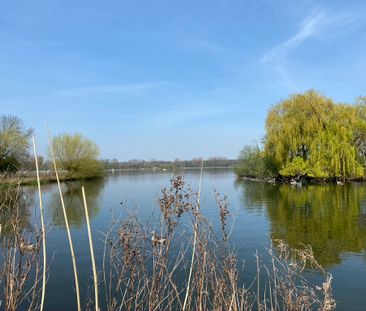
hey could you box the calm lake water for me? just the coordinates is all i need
[19,169,366,310]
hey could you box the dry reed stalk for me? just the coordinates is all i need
[182,162,203,311]
[97,174,334,311]
[0,184,43,310]
[47,129,81,311]
[82,186,99,311]
[255,251,261,311]
[32,137,47,311]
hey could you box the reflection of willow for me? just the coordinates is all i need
[48,178,105,228]
[236,180,366,267]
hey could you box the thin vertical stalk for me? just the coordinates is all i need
[256,251,261,311]
[82,186,99,311]
[32,136,47,311]
[47,129,81,311]
[182,162,204,311]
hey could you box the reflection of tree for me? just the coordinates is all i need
[236,180,366,267]
[0,186,33,238]
[48,178,105,228]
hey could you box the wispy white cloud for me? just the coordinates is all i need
[261,9,358,90]
[58,81,179,97]
[262,11,325,64]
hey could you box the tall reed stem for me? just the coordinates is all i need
[182,162,204,311]
[47,129,81,311]
[82,186,99,311]
[32,136,47,311]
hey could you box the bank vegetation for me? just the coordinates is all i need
[236,90,366,182]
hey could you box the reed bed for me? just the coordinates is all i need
[0,171,336,310]
[99,174,335,311]
[0,184,43,311]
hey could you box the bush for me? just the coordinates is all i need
[235,144,273,179]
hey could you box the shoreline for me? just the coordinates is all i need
[0,167,235,187]
[235,175,366,184]
[0,175,103,187]
[105,166,235,172]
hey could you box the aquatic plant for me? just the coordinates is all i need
[0,170,336,310]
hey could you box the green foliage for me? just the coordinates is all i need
[50,133,104,178]
[235,144,273,179]
[279,157,307,177]
[0,155,20,172]
[264,90,366,179]
[308,124,364,178]
[354,97,366,166]
[265,90,333,168]
[0,115,33,172]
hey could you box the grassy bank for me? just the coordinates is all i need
[0,173,104,187]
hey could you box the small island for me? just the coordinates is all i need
[235,90,366,183]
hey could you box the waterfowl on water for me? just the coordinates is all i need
[151,231,166,245]
[290,179,302,187]
[19,238,37,252]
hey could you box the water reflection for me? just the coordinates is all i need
[236,180,366,266]
[0,187,34,237]
[48,178,106,228]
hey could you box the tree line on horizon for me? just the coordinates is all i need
[0,115,236,179]
[101,157,237,170]
[236,90,366,181]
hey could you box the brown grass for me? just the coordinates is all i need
[100,174,336,311]
[0,173,336,310]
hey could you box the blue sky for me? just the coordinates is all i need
[1,0,365,160]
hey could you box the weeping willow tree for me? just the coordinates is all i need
[354,96,366,167]
[265,90,333,169]
[307,125,363,179]
[264,90,366,179]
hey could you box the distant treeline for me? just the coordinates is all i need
[0,114,235,178]
[101,157,237,170]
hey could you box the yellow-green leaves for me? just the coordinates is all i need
[279,157,307,177]
[49,133,103,178]
[264,90,366,179]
